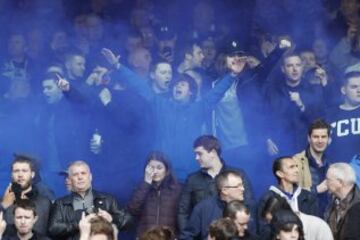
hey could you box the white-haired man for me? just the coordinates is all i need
[48,160,131,240]
[325,162,360,240]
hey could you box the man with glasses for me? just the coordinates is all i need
[179,169,253,240]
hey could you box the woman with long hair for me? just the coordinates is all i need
[127,151,182,237]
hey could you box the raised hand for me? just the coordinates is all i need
[79,212,94,240]
[1,183,15,209]
[246,56,260,69]
[144,165,154,184]
[267,138,279,156]
[314,66,328,87]
[279,38,292,49]
[227,56,247,76]
[86,66,109,86]
[56,74,70,92]
[101,48,121,69]
[97,209,113,223]
[0,211,7,237]
[289,91,305,111]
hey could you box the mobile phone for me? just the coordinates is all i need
[11,182,22,200]
[94,198,104,213]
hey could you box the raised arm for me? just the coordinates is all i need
[200,57,243,107]
[101,48,155,102]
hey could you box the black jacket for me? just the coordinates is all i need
[235,47,286,148]
[177,165,255,232]
[2,225,51,240]
[1,187,51,236]
[48,190,132,240]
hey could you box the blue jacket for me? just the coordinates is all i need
[178,196,225,240]
[179,196,255,240]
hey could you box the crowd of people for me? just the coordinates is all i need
[1,0,360,239]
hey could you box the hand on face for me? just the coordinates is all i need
[227,56,246,76]
[144,165,154,184]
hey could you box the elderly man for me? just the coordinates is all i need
[48,160,131,240]
[325,162,360,240]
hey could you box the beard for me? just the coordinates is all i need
[21,179,32,190]
[12,177,32,191]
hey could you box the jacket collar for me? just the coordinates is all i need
[62,189,105,205]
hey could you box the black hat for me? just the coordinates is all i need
[156,24,176,40]
[224,39,246,56]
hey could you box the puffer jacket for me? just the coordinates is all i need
[127,178,182,236]
[48,190,132,240]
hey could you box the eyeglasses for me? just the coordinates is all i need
[223,183,243,189]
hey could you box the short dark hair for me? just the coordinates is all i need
[140,226,175,240]
[223,200,250,220]
[145,151,177,185]
[150,61,171,74]
[281,51,301,66]
[13,199,37,217]
[208,218,238,240]
[271,209,305,240]
[307,119,331,136]
[180,41,201,59]
[272,156,293,183]
[11,154,36,172]
[343,71,360,86]
[193,135,222,155]
[42,72,61,82]
[216,169,243,192]
[261,195,292,219]
[64,49,85,63]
